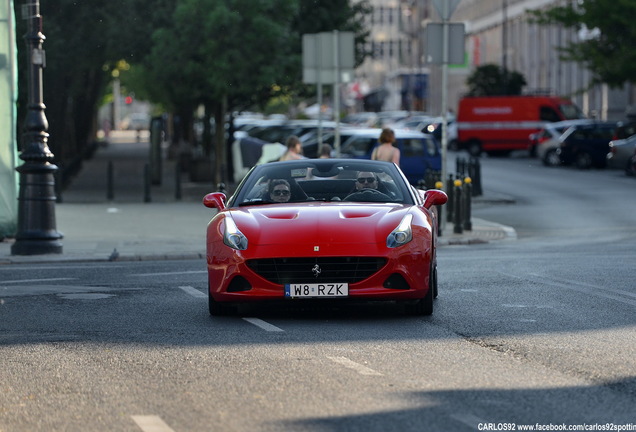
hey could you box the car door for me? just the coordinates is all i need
[396,136,441,185]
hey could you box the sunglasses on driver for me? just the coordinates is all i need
[356,176,377,184]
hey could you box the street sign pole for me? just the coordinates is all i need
[333,30,341,157]
[432,0,461,233]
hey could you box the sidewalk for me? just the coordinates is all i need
[0,131,516,264]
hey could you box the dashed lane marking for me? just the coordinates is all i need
[131,271,206,277]
[0,277,75,284]
[243,317,284,332]
[179,285,207,298]
[131,415,176,432]
[327,356,383,376]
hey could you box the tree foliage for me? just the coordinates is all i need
[466,64,527,96]
[14,0,372,184]
[529,0,636,88]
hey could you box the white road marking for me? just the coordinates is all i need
[131,415,175,432]
[131,271,206,277]
[327,356,383,376]
[518,272,636,308]
[0,277,75,284]
[242,317,284,332]
[450,413,487,429]
[179,285,207,298]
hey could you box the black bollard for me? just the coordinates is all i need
[107,161,114,201]
[144,163,151,203]
[453,179,463,234]
[463,177,473,231]
[55,164,63,204]
[456,157,465,177]
[175,162,182,201]
[470,157,483,196]
[446,174,454,223]
[217,182,226,194]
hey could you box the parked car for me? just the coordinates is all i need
[203,159,448,316]
[337,127,441,185]
[534,119,594,166]
[607,134,636,175]
[124,113,150,131]
[557,122,618,169]
[614,119,636,140]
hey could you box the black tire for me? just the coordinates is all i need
[208,283,235,316]
[405,287,433,316]
[575,152,592,169]
[543,149,561,167]
[467,140,482,157]
[625,158,636,176]
[431,264,439,299]
[405,264,435,316]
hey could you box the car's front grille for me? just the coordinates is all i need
[247,257,387,285]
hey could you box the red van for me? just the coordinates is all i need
[456,95,585,156]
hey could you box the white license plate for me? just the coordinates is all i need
[285,283,349,298]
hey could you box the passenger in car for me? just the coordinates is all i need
[279,136,304,161]
[371,128,400,165]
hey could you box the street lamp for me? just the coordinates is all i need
[11,0,63,255]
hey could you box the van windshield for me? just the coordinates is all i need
[559,104,585,120]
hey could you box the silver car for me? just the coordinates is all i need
[607,134,636,175]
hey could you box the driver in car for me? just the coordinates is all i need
[268,179,291,203]
[355,172,378,190]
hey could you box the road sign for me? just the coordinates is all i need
[425,23,465,65]
[302,32,354,84]
[433,0,461,20]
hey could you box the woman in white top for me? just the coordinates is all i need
[371,128,400,165]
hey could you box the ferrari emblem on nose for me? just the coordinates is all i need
[314,246,319,251]
[312,264,321,278]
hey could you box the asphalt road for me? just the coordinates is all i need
[1,153,635,431]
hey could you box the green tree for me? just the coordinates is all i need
[15,0,372,186]
[466,64,527,96]
[135,0,372,184]
[529,0,636,88]
[14,0,174,183]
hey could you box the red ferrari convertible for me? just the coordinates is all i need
[203,159,447,316]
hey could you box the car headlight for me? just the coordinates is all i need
[386,214,413,248]
[223,216,248,250]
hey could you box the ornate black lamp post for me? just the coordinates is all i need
[11,0,63,255]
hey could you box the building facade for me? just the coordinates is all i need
[356,0,635,121]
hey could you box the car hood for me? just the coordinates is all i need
[227,203,411,247]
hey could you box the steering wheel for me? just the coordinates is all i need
[344,188,392,202]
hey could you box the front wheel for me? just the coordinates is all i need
[543,149,561,167]
[627,157,636,176]
[405,263,435,316]
[208,283,236,316]
[467,140,482,157]
[405,286,434,316]
[575,152,592,169]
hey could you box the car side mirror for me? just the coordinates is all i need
[203,192,227,210]
[422,189,448,209]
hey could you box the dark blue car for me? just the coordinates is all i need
[337,127,441,185]
[557,122,618,169]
